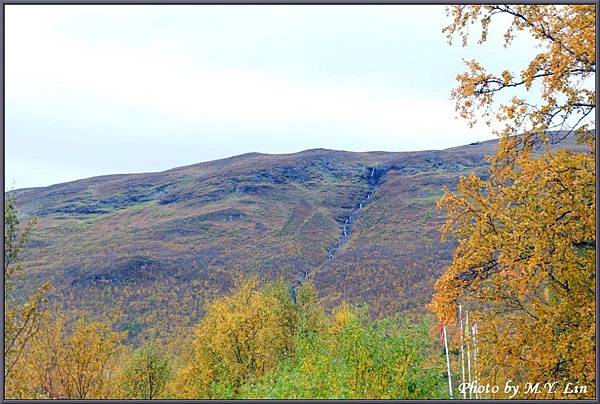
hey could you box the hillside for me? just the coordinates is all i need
[10,135,584,342]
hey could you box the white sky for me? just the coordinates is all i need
[5,5,540,189]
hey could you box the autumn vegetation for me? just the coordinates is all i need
[4,4,595,400]
[430,4,595,399]
[5,217,448,399]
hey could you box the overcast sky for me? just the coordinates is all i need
[5,5,540,189]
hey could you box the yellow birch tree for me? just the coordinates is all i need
[430,5,595,399]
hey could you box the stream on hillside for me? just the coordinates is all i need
[291,166,385,303]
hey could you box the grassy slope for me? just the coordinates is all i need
[11,136,584,342]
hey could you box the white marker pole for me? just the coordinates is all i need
[443,325,454,399]
[459,305,466,399]
[465,311,472,399]
[472,322,479,399]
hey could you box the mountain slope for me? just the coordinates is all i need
[10,135,584,342]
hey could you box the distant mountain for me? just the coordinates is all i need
[10,135,586,342]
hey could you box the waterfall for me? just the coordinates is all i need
[325,166,382,259]
[291,165,385,302]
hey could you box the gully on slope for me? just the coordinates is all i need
[291,166,385,303]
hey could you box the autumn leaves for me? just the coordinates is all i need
[167,279,445,399]
[430,4,595,399]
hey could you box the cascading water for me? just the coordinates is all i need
[291,166,384,303]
